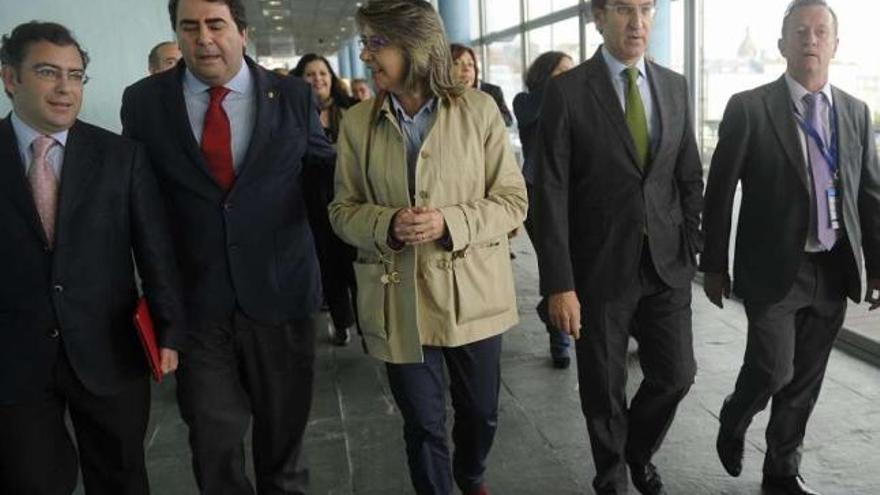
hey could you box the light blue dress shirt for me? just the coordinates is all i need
[183,60,256,171]
[601,46,660,151]
[390,94,438,201]
[11,111,68,179]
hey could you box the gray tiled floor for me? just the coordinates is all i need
[74,236,880,494]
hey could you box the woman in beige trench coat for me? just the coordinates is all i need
[328,2,527,494]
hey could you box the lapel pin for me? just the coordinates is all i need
[267,90,275,99]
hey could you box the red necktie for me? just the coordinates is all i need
[201,86,234,191]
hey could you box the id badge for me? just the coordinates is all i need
[826,187,840,230]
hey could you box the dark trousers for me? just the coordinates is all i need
[385,335,503,495]
[0,348,150,495]
[719,250,847,476]
[575,245,695,494]
[177,311,317,495]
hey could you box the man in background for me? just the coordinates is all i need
[147,40,181,74]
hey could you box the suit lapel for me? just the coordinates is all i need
[645,63,672,174]
[584,52,641,171]
[233,59,277,191]
[160,67,217,185]
[0,116,46,241]
[831,86,854,187]
[765,76,809,190]
[55,121,101,244]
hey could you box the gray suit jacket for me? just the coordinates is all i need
[700,76,880,303]
[533,48,704,303]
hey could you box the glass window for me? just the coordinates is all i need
[470,0,482,43]
[526,0,578,21]
[485,0,521,33]
[526,17,580,66]
[484,34,524,110]
[583,21,602,60]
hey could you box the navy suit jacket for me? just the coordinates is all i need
[0,118,185,404]
[121,57,335,329]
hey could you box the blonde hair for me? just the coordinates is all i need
[356,0,464,101]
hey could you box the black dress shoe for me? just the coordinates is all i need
[552,356,570,369]
[761,474,821,494]
[629,462,667,495]
[716,428,744,477]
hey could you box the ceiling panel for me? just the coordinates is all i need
[244,0,364,60]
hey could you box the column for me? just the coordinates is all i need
[437,0,471,45]
[649,0,672,67]
[338,44,352,78]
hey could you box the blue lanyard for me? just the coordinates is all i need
[795,101,839,176]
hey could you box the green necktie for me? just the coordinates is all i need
[624,67,650,168]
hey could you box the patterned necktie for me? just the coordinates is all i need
[202,86,235,191]
[803,92,836,250]
[624,67,650,168]
[28,135,59,247]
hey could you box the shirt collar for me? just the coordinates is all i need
[389,93,437,124]
[602,45,647,82]
[183,58,253,96]
[10,111,69,154]
[784,73,833,110]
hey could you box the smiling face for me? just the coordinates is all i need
[302,59,332,102]
[175,0,247,86]
[359,28,406,94]
[778,5,838,86]
[453,50,477,88]
[594,1,655,65]
[2,41,84,133]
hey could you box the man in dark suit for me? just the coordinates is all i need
[120,0,334,493]
[532,0,703,493]
[0,21,185,495]
[702,1,880,493]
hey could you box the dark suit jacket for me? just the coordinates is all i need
[120,57,335,329]
[700,76,880,303]
[0,118,185,404]
[480,81,514,127]
[533,48,704,303]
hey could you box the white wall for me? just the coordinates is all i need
[0,0,173,133]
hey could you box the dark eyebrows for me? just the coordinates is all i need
[178,18,228,28]
[32,62,84,72]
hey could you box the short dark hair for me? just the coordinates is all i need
[450,43,479,89]
[592,0,656,12]
[1,21,89,70]
[781,0,838,37]
[524,51,571,92]
[168,0,248,32]
[148,41,177,71]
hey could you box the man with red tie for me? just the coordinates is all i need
[121,0,335,493]
[0,22,185,494]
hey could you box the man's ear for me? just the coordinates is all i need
[1,66,19,99]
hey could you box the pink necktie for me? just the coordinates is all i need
[803,93,836,250]
[28,135,59,247]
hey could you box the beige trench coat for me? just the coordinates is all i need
[329,89,528,363]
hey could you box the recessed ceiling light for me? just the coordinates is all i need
[273,15,282,20]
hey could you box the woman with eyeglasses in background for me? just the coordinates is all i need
[329,1,527,494]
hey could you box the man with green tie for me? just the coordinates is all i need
[532,1,704,493]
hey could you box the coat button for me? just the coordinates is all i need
[420,150,431,159]
[223,202,233,211]
[419,191,429,200]
[48,328,60,338]
[53,284,64,293]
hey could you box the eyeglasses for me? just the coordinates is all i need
[31,65,90,85]
[605,3,657,19]
[358,34,391,52]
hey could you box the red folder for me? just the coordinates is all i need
[133,297,163,383]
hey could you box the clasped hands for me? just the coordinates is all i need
[391,207,446,246]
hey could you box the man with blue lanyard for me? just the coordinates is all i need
[701,1,880,494]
